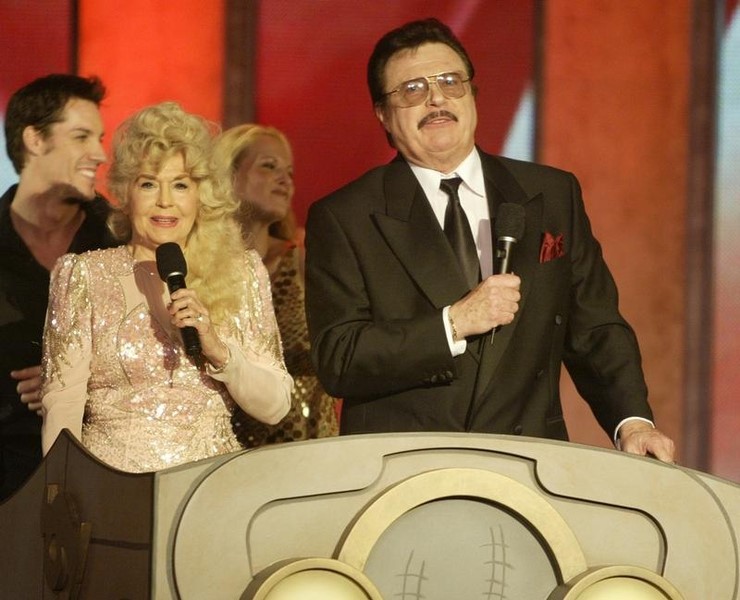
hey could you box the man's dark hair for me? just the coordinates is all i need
[4,73,106,174]
[367,18,475,106]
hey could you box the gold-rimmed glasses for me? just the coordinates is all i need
[381,72,472,107]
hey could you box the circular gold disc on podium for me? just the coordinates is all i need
[553,565,683,599]
[245,557,383,600]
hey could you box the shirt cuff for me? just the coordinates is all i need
[613,416,655,448]
[443,306,467,357]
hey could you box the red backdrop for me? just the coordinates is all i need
[0,0,73,186]
[254,1,535,225]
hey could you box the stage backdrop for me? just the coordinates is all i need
[0,0,73,190]
[714,0,740,481]
[1,1,738,481]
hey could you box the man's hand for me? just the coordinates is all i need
[10,365,43,416]
[618,419,676,463]
[449,273,521,339]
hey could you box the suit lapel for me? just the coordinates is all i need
[372,157,471,308]
[475,152,544,393]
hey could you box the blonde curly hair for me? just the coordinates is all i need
[212,123,297,242]
[106,101,247,324]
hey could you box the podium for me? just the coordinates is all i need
[1,430,739,599]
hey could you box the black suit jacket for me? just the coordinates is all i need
[305,150,652,440]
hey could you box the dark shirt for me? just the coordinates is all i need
[0,184,119,499]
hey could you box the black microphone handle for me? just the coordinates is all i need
[493,237,517,275]
[491,236,517,344]
[180,327,203,358]
[166,274,202,357]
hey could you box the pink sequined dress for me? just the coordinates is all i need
[41,246,292,472]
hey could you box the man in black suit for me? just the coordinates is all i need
[305,18,674,461]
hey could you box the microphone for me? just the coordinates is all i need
[493,203,526,275]
[491,203,526,343]
[155,242,202,357]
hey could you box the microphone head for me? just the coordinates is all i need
[494,203,526,241]
[155,242,187,281]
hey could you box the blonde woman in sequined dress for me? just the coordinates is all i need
[40,103,292,472]
[213,124,338,447]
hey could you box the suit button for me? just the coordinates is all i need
[554,314,563,325]
[536,369,544,379]
[513,425,523,435]
[429,375,439,384]
[443,370,453,380]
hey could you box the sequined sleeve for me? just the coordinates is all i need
[207,249,292,424]
[40,253,93,454]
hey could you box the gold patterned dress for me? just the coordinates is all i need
[234,245,338,447]
[41,246,292,472]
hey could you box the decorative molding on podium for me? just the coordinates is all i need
[335,468,588,579]
[1,430,738,598]
[41,483,92,599]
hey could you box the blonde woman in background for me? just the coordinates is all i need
[40,103,292,472]
[213,124,338,446]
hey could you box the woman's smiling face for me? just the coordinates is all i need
[127,153,199,260]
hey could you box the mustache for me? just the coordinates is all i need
[417,110,458,129]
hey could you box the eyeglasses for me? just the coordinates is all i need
[381,72,471,108]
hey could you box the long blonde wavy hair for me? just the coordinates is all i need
[107,101,247,325]
[211,123,297,243]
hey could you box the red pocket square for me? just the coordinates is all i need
[539,232,565,263]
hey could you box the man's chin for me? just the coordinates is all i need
[75,182,99,202]
[53,183,97,204]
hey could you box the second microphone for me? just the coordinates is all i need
[156,242,202,358]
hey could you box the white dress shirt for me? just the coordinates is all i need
[409,148,489,356]
[409,148,492,278]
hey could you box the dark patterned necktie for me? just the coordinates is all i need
[441,177,480,289]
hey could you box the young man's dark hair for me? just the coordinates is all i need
[5,74,106,173]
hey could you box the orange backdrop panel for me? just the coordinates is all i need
[541,0,690,453]
[76,0,225,200]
